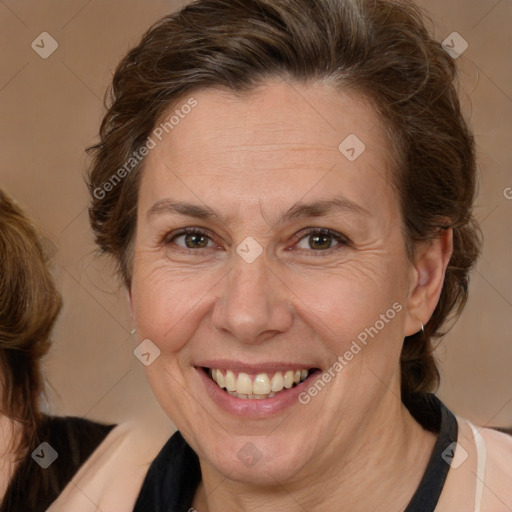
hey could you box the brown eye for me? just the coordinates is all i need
[308,233,333,250]
[295,228,349,252]
[182,232,209,249]
[166,228,213,250]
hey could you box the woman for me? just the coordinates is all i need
[82,0,511,510]
[0,189,115,511]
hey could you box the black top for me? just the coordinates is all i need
[133,393,458,512]
[0,415,115,512]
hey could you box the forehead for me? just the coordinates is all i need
[139,80,398,219]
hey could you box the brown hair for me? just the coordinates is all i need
[87,0,481,406]
[0,190,62,458]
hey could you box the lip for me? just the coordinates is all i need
[195,365,321,419]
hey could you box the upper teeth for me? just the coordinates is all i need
[210,369,309,396]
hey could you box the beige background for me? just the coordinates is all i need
[0,0,511,430]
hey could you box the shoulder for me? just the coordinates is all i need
[42,415,115,455]
[458,419,512,512]
[47,414,175,512]
[436,416,512,512]
[476,424,512,482]
[479,424,512,456]
[43,415,115,434]
[0,415,115,512]
[478,425,512,510]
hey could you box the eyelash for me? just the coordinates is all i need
[162,226,350,256]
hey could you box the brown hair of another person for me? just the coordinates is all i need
[0,189,62,460]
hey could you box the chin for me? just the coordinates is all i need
[197,432,314,486]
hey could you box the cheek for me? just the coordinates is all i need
[290,255,408,362]
[130,261,219,351]
[301,257,404,320]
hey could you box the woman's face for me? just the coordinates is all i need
[130,80,422,485]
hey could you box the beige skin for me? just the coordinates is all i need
[129,80,453,511]
[0,411,22,500]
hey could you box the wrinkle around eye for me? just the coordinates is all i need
[161,227,351,256]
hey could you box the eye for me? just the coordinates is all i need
[165,228,215,251]
[294,228,349,252]
[162,227,350,255]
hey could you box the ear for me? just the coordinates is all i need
[404,228,453,337]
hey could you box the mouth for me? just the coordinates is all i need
[201,367,320,400]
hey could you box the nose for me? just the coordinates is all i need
[211,255,293,345]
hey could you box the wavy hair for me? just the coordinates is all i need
[0,190,62,459]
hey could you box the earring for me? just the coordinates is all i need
[130,328,136,335]
[419,322,425,335]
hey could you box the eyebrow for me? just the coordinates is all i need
[146,197,371,226]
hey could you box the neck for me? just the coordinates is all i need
[193,391,437,512]
[0,414,24,501]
